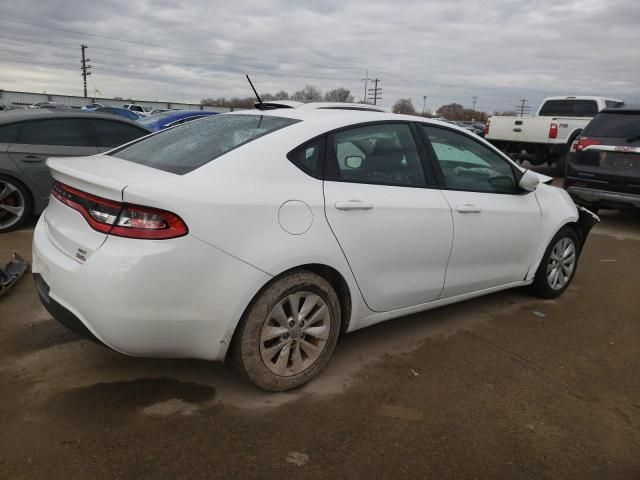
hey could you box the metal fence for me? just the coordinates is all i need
[0,89,235,112]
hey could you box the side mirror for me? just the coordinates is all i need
[344,156,364,169]
[518,169,540,192]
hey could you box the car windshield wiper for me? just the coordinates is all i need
[626,134,640,143]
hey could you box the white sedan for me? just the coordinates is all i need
[32,103,598,391]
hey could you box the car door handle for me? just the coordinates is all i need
[335,200,374,211]
[456,204,482,213]
[21,155,43,163]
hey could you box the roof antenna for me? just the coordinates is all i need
[246,74,264,110]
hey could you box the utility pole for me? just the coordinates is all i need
[471,96,479,121]
[516,98,530,117]
[361,70,371,104]
[80,45,91,98]
[422,95,427,115]
[367,78,382,105]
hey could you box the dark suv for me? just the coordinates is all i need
[564,106,640,212]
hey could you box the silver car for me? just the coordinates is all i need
[0,110,151,232]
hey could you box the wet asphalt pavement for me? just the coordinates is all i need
[1,209,639,479]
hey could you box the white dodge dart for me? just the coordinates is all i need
[32,102,598,391]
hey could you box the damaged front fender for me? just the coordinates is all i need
[575,206,600,252]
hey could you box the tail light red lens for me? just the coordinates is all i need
[575,137,602,152]
[484,120,490,136]
[51,181,188,240]
[548,123,558,139]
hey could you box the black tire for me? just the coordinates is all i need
[0,175,32,233]
[531,227,580,299]
[231,270,341,391]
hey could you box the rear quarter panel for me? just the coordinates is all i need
[120,124,373,331]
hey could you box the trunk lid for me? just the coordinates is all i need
[44,155,177,262]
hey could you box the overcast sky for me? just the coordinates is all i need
[1,0,638,112]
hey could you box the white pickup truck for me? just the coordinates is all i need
[122,104,150,117]
[485,96,624,171]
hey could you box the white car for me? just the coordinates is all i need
[32,104,598,391]
[121,104,150,117]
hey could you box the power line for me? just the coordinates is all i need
[80,45,91,98]
[516,98,531,116]
[361,69,371,104]
[367,78,382,105]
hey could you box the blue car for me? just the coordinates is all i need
[138,110,219,132]
[94,107,141,121]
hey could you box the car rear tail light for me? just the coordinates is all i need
[575,137,601,152]
[51,181,188,239]
[548,123,558,139]
[569,139,578,153]
[484,120,490,136]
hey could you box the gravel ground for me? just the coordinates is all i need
[1,210,639,479]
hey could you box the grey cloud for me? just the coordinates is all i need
[0,0,638,112]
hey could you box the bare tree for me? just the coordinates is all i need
[392,98,416,115]
[201,97,228,107]
[273,90,289,100]
[291,85,323,101]
[324,88,354,103]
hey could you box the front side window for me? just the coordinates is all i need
[421,125,518,194]
[16,119,95,147]
[326,123,427,187]
[111,114,299,174]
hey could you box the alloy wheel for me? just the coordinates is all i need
[546,237,576,290]
[259,291,331,377]
[0,180,26,230]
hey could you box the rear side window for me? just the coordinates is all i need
[583,113,640,139]
[111,114,299,174]
[0,124,19,143]
[91,119,148,148]
[326,123,427,187]
[539,100,598,117]
[288,138,324,178]
[16,119,95,146]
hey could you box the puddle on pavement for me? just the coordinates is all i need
[55,377,215,415]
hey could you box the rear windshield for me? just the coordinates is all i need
[583,113,640,139]
[111,114,299,174]
[538,100,598,117]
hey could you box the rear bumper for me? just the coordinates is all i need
[32,213,271,361]
[33,272,105,346]
[567,186,640,209]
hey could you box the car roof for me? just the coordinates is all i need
[600,105,640,114]
[542,95,625,103]
[226,104,469,137]
[0,109,150,129]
